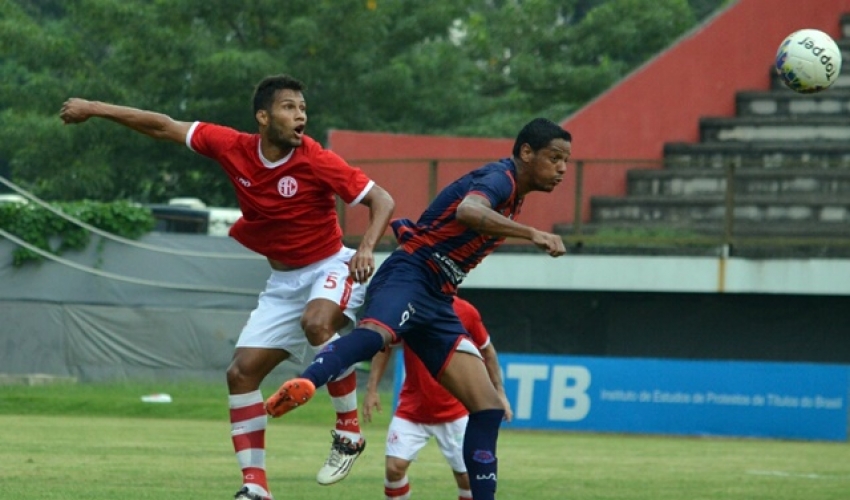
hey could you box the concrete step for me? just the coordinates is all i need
[590,194,850,224]
[627,169,850,197]
[737,90,850,117]
[663,142,850,169]
[700,116,850,143]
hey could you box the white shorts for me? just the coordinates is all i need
[235,247,365,364]
[385,415,469,473]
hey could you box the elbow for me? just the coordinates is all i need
[384,192,396,217]
[455,201,476,227]
[371,185,396,216]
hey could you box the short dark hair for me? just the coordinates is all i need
[252,75,306,114]
[512,118,572,157]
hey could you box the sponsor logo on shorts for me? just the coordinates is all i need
[388,430,399,444]
[472,449,496,464]
[475,473,497,481]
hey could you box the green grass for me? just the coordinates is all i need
[1,382,849,499]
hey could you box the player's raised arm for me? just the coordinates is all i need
[60,98,192,145]
[456,194,566,257]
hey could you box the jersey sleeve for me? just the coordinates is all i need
[186,122,241,161]
[312,148,374,206]
[454,297,491,350]
[468,170,514,209]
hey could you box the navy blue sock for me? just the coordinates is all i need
[300,328,384,389]
[463,408,504,500]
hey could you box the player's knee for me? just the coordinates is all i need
[226,359,260,391]
[301,315,337,346]
[226,362,247,388]
[385,458,409,481]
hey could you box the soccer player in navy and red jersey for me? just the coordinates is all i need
[362,296,512,500]
[265,117,569,500]
[59,74,395,500]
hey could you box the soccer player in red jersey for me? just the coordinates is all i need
[362,296,512,500]
[266,118,569,500]
[60,74,395,500]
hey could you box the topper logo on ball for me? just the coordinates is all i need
[797,36,838,80]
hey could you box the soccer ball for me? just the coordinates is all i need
[775,29,842,94]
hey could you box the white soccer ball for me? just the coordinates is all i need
[775,29,842,94]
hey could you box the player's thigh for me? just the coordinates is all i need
[237,270,313,363]
[440,351,504,413]
[430,416,469,473]
[358,271,434,343]
[385,416,431,462]
[396,296,471,381]
[307,247,365,329]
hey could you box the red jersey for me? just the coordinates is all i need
[186,122,373,267]
[395,297,491,424]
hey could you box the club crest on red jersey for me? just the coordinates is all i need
[278,176,298,197]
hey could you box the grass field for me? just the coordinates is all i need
[1,381,849,499]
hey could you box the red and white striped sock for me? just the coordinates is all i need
[229,390,271,499]
[328,366,361,440]
[385,475,411,500]
[312,333,361,440]
[458,488,473,500]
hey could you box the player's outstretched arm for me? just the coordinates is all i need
[349,184,395,283]
[59,98,192,145]
[456,194,566,257]
[480,344,513,422]
[362,347,392,423]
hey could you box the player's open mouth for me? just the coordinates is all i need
[294,125,305,137]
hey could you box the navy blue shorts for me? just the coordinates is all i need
[360,252,468,378]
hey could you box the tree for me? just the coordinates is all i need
[0,0,726,205]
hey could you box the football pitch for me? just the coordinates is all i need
[0,381,848,499]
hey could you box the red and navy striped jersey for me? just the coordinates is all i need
[391,158,523,293]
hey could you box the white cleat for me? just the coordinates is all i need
[316,430,367,485]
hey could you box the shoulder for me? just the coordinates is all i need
[453,297,482,322]
[192,122,253,145]
[299,135,347,164]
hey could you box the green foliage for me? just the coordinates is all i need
[0,200,155,266]
[1,0,728,205]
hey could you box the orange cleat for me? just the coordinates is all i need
[265,378,316,418]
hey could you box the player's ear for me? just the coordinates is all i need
[255,109,269,126]
[519,143,534,164]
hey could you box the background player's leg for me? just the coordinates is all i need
[385,456,413,500]
[439,353,506,500]
[453,471,472,500]
[384,417,429,500]
[434,415,473,500]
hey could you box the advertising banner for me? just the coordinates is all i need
[394,353,849,441]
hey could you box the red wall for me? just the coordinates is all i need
[330,0,850,235]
